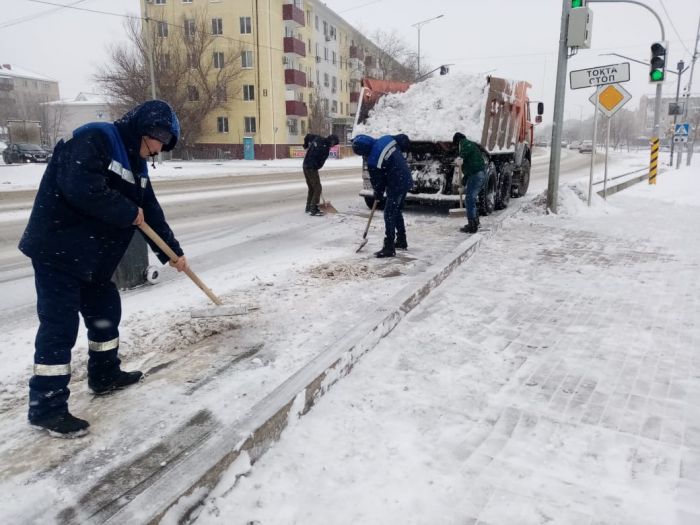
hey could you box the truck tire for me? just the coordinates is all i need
[479,167,497,216]
[511,158,531,198]
[495,164,512,210]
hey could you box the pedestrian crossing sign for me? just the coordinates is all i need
[674,123,689,137]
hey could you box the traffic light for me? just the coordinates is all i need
[649,41,667,83]
[571,0,585,7]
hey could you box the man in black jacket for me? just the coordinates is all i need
[18,100,189,438]
[302,133,339,216]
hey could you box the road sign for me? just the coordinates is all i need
[570,63,630,90]
[588,83,632,117]
[674,123,690,143]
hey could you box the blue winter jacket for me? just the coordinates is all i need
[352,134,413,196]
[18,100,183,282]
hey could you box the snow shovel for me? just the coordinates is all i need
[356,199,379,253]
[319,193,337,214]
[448,189,465,218]
[138,222,252,318]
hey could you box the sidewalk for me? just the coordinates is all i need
[194,167,700,525]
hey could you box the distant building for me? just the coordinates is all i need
[0,64,60,144]
[42,93,116,146]
[140,0,410,159]
[637,92,700,142]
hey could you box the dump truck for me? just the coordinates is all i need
[352,75,543,212]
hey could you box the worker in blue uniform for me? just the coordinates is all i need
[18,100,189,438]
[352,134,414,257]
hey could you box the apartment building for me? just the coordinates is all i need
[638,92,700,142]
[142,0,406,159]
[0,64,60,144]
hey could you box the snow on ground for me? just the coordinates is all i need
[0,156,362,191]
[191,164,700,525]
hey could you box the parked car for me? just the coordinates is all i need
[568,140,582,150]
[2,143,51,164]
[578,140,593,153]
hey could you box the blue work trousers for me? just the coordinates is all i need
[28,261,122,420]
[465,170,487,220]
[383,191,407,243]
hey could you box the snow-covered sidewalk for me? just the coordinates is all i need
[194,166,700,525]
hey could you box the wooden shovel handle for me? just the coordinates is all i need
[362,199,379,239]
[138,222,223,306]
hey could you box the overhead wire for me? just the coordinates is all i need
[0,0,89,29]
[658,0,693,56]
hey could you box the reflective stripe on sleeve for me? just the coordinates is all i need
[376,141,397,169]
[88,337,119,352]
[108,160,135,185]
[34,363,71,376]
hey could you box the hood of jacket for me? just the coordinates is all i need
[351,134,375,157]
[114,100,180,154]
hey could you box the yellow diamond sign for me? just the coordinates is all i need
[589,83,632,117]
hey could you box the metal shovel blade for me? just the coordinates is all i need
[190,304,255,319]
[356,237,369,253]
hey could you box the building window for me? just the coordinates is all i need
[157,21,168,37]
[287,118,298,135]
[241,50,253,68]
[212,18,223,35]
[160,54,171,69]
[216,84,227,102]
[213,51,225,68]
[324,73,329,87]
[182,0,192,3]
[217,117,229,133]
[154,0,166,4]
[324,47,328,60]
[301,119,306,135]
[314,15,318,30]
[243,85,255,101]
[187,52,198,69]
[240,16,252,34]
[332,76,337,93]
[332,51,336,65]
[340,102,343,114]
[244,117,257,133]
[306,10,311,25]
[187,85,199,101]
[331,100,338,113]
[323,21,328,37]
[184,19,195,38]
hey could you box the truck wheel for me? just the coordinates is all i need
[495,165,513,210]
[479,171,496,216]
[145,265,161,285]
[512,159,531,198]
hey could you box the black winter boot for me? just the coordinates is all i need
[89,370,143,395]
[30,411,90,438]
[460,218,479,234]
[305,205,311,214]
[374,237,396,258]
[309,205,325,216]
[395,232,408,250]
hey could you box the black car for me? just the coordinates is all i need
[2,143,51,164]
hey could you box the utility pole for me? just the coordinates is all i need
[411,15,444,80]
[669,60,685,165]
[546,0,570,214]
[683,15,700,165]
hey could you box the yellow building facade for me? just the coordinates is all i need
[142,0,403,159]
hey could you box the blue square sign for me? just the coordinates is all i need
[674,123,689,136]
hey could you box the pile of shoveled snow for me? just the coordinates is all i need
[353,74,487,142]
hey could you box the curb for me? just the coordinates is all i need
[63,205,519,524]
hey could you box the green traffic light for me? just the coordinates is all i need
[650,70,664,82]
[571,0,583,7]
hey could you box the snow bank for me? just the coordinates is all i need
[353,74,487,142]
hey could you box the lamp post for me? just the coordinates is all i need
[669,60,685,165]
[411,14,444,79]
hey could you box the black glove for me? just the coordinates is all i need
[374,191,384,201]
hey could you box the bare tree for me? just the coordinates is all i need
[369,29,418,81]
[307,86,330,136]
[94,11,244,151]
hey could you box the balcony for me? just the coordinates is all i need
[350,91,360,103]
[282,4,305,26]
[284,68,307,87]
[283,36,306,57]
[349,46,364,60]
[286,100,308,117]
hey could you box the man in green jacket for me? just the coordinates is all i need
[453,132,487,233]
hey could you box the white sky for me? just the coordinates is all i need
[0,0,699,122]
